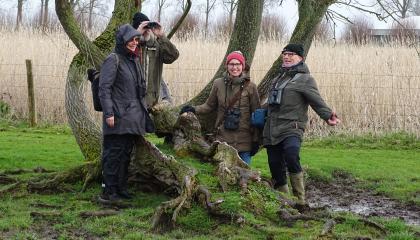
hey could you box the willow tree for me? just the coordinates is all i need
[27,0,338,228]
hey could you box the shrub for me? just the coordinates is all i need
[0,100,10,118]
[341,16,373,45]
[260,13,288,41]
[390,19,418,45]
[314,18,334,43]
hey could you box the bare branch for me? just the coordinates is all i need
[326,9,354,24]
[335,0,385,21]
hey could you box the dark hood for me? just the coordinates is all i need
[115,24,141,55]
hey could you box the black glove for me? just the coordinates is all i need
[250,142,260,156]
[87,68,98,82]
[179,105,195,115]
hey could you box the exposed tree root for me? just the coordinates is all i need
[314,215,388,238]
[130,136,199,230]
[335,216,388,235]
[150,102,179,138]
[173,112,262,192]
[29,202,63,209]
[196,185,224,209]
[30,211,62,220]
[17,108,323,231]
[151,185,193,229]
[1,167,53,176]
[79,210,120,218]
[173,112,217,157]
[0,174,18,184]
[27,161,100,193]
[277,208,320,226]
[0,181,24,197]
[195,185,245,222]
[320,219,336,236]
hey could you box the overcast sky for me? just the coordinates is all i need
[3,0,419,35]
[140,0,418,34]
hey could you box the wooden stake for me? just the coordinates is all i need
[25,59,36,127]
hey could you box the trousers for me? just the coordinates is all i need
[102,134,137,194]
[266,136,302,187]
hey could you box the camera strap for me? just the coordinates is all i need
[224,79,250,110]
[267,73,303,117]
[273,73,292,90]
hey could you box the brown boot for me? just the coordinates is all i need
[290,172,309,212]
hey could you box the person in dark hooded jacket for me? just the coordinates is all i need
[263,43,340,212]
[98,24,148,202]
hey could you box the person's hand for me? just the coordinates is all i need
[179,105,195,115]
[137,21,151,36]
[106,116,115,128]
[151,22,164,37]
[250,142,260,156]
[327,112,340,126]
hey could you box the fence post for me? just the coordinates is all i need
[25,59,36,127]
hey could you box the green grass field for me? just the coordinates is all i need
[0,121,419,239]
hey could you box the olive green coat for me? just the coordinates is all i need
[263,63,332,146]
[195,73,261,152]
[140,35,179,107]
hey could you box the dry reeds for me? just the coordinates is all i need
[0,30,418,136]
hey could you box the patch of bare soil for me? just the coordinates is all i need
[306,171,420,226]
[28,222,103,240]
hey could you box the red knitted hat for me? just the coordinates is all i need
[226,51,245,67]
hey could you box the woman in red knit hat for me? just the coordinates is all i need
[180,51,261,165]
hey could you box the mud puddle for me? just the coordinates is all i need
[306,172,420,226]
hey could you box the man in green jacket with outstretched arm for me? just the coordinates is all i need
[263,43,340,212]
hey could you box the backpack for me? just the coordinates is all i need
[87,53,120,112]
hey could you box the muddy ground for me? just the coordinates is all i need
[306,171,420,226]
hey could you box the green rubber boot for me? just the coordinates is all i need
[275,184,289,194]
[290,172,309,212]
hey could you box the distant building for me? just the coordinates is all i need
[369,29,420,42]
[369,16,420,43]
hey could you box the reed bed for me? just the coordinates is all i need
[0,30,418,136]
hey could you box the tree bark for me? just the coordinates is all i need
[167,0,191,39]
[257,0,336,100]
[88,0,95,31]
[39,0,45,27]
[16,0,24,31]
[204,0,217,38]
[43,0,49,31]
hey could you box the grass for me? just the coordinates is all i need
[0,121,84,174]
[0,122,419,239]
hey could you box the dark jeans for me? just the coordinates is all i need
[266,136,302,187]
[102,134,137,194]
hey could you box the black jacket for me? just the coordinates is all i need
[99,24,148,135]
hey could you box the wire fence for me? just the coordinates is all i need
[0,62,419,136]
